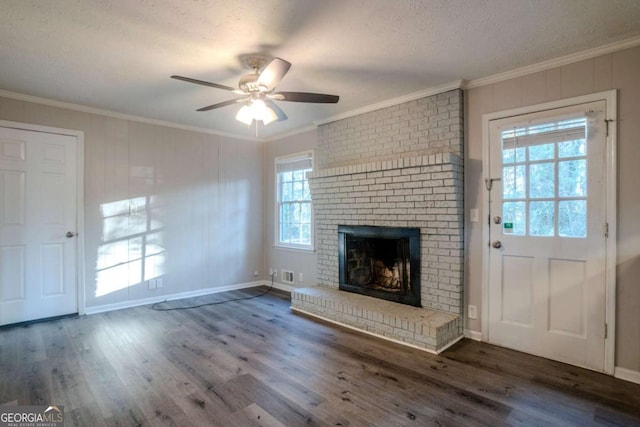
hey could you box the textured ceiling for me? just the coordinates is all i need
[2,0,640,140]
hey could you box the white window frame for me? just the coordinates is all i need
[274,150,314,251]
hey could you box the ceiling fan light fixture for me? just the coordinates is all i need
[253,99,278,125]
[235,99,278,126]
[235,104,254,126]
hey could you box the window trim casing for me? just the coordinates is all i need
[274,150,315,252]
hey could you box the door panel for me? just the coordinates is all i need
[0,127,78,325]
[0,245,25,301]
[1,171,26,225]
[41,243,65,296]
[42,173,65,224]
[0,139,25,161]
[488,101,607,371]
[501,255,533,326]
[548,259,585,336]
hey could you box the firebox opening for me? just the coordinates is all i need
[338,225,421,307]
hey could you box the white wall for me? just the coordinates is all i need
[0,97,264,310]
[263,129,318,288]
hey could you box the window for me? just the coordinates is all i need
[276,151,313,250]
[501,116,587,238]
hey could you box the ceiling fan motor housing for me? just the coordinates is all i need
[239,73,264,93]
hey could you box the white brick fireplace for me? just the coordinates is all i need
[291,89,465,353]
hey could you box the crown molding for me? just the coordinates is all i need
[465,35,640,90]
[264,124,318,142]
[0,89,260,142]
[314,79,465,126]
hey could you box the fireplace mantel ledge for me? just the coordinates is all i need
[309,152,462,180]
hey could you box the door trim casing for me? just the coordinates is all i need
[480,90,617,374]
[0,120,86,316]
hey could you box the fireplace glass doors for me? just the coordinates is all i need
[338,225,421,307]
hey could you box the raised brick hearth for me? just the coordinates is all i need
[292,286,462,353]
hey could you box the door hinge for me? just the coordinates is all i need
[604,323,608,339]
[604,222,609,238]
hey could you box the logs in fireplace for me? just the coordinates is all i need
[338,225,421,307]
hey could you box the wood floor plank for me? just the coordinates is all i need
[234,402,288,427]
[1,287,639,426]
[66,403,109,427]
[223,298,511,424]
[287,316,592,424]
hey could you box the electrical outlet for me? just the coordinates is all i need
[253,270,259,277]
[468,305,478,320]
[272,269,277,277]
[148,280,156,290]
[156,278,163,288]
[298,272,304,282]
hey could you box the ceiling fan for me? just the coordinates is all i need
[171,55,339,126]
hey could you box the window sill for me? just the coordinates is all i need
[273,244,315,254]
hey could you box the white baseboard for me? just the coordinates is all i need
[269,281,296,293]
[614,366,640,385]
[464,329,482,341]
[252,277,297,293]
[85,281,264,315]
[460,331,640,384]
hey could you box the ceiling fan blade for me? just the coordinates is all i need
[265,100,288,122]
[274,92,339,103]
[256,58,291,91]
[171,75,236,92]
[196,98,243,112]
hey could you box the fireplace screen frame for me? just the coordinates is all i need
[338,225,421,307]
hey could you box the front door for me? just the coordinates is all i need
[487,101,608,371]
[0,126,78,326]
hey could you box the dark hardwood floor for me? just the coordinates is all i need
[1,287,639,426]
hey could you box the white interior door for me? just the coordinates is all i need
[0,126,78,326]
[487,101,608,372]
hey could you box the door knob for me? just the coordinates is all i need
[492,240,502,249]
[66,231,77,238]
[493,216,502,224]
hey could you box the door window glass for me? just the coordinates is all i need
[501,117,587,238]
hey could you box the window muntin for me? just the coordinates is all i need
[501,117,587,238]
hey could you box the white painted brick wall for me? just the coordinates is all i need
[309,153,464,314]
[310,89,464,315]
[317,90,463,170]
